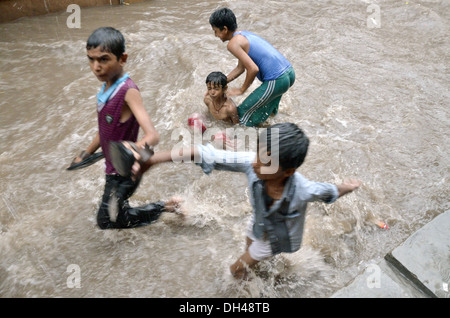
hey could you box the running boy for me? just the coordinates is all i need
[113,122,361,279]
[69,27,179,229]
[209,8,296,127]
[204,71,239,124]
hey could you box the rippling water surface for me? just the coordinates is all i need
[0,0,448,297]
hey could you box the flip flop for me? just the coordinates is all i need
[67,151,104,171]
[109,141,154,177]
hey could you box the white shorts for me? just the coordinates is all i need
[246,216,274,261]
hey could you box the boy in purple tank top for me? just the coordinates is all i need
[69,27,182,229]
[209,8,295,127]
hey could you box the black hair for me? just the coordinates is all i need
[86,27,125,60]
[206,71,228,88]
[209,7,237,31]
[259,123,309,170]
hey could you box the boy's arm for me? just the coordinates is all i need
[69,132,101,166]
[204,95,213,110]
[227,37,259,96]
[298,176,361,203]
[227,100,240,124]
[86,132,101,154]
[125,88,160,148]
[135,143,252,178]
[226,59,245,84]
[134,146,198,177]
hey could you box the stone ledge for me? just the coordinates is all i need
[332,210,449,298]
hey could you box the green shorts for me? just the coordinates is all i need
[238,66,295,126]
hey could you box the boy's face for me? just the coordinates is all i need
[87,46,127,84]
[211,26,229,42]
[206,82,226,99]
[252,146,296,181]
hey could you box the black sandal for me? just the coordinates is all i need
[67,151,104,171]
[109,141,154,177]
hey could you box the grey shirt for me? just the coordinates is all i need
[195,143,339,254]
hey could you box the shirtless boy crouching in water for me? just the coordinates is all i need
[188,71,239,149]
[203,71,239,124]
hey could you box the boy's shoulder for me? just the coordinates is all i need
[125,77,139,90]
[224,97,237,110]
[225,95,235,104]
[227,32,250,50]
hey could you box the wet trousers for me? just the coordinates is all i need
[97,174,165,229]
[238,66,295,127]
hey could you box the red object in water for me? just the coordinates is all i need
[188,114,206,134]
[376,221,389,229]
[213,131,227,141]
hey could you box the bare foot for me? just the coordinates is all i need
[164,196,186,217]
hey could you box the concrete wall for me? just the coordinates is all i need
[0,0,147,23]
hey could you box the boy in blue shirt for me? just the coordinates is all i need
[209,8,296,127]
[111,122,361,279]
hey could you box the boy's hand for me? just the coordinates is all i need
[338,179,362,197]
[131,161,143,182]
[119,142,151,182]
[70,155,83,166]
[68,151,90,168]
[131,159,154,182]
[344,179,362,190]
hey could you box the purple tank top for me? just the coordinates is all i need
[98,77,140,174]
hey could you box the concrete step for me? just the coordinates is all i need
[332,210,449,298]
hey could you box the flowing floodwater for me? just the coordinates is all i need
[0,0,448,297]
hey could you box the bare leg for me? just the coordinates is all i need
[245,236,253,251]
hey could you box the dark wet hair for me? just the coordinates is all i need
[86,27,125,60]
[209,7,237,31]
[259,122,309,170]
[206,71,228,88]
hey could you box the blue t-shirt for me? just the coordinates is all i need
[234,31,291,82]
